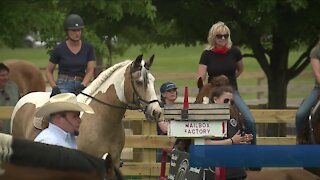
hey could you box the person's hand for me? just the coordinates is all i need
[75,84,86,95]
[50,86,61,97]
[231,130,252,144]
[230,130,243,144]
[243,133,253,144]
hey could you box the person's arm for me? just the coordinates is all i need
[311,58,320,84]
[205,138,234,145]
[235,59,244,78]
[204,130,248,145]
[197,64,208,83]
[46,62,57,88]
[81,61,96,87]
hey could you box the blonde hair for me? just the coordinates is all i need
[205,21,232,50]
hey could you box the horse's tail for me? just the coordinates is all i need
[0,133,13,162]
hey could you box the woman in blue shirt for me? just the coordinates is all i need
[46,14,96,96]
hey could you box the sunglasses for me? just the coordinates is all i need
[216,34,229,39]
[223,98,231,104]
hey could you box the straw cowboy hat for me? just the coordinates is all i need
[36,93,94,117]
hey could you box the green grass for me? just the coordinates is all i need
[0,45,314,100]
[113,44,204,73]
[0,47,49,67]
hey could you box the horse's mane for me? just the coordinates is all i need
[80,60,132,103]
[9,138,106,174]
[209,75,230,87]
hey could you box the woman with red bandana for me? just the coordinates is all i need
[197,21,257,149]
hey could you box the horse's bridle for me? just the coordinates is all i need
[80,61,160,113]
[308,99,320,144]
[129,63,160,112]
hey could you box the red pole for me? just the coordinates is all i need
[183,86,189,110]
[215,167,226,180]
[181,86,189,119]
[159,150,167,180]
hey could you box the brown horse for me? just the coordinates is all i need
[195,75,230,104]
[296,100,320,177]
[0,133,123,180]
[3,59,46,96]
[10,55,162,167]
[195,76,246,131]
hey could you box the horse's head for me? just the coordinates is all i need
[300,101,320,180]
[125,54,162,121]
[195,75,230,104]
[195,77,213,104]
[300,100,320,144]
[194,75,246,134]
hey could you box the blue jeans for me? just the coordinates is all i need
[56,79,82,94]
[233,91,257,145]
[295,86,320,136]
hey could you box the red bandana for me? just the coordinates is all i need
[212,47,229,54]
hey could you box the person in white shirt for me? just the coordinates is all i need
[34,93,94,149]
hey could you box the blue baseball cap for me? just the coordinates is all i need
[160,82,177,93]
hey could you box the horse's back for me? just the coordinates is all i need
[11,92,50,140]
[4,59,46,96]
[1,163,102,180]
[0,133,114,180]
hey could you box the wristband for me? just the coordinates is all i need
[230,138,234,144]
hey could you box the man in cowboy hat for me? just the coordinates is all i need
[34,93,94,149]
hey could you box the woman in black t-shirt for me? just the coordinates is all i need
[197,21,257,146]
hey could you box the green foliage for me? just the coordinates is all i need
[151,0,320,108]
[0,45,312,100]
[1,0,320,108]
[0,0,158,65]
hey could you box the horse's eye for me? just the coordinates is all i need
[135,80,143,86]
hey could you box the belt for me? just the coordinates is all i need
[58,74,83,81]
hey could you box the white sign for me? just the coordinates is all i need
[168,120,227,138]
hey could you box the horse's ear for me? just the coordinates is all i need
[145,54,155,70]
[134,54,143,68]
[197,77,204,89]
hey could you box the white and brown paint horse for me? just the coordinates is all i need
[4,59,46,96]
[10,55,162,167]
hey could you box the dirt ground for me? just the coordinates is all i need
[246,168,320,180]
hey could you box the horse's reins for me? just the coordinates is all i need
[308,98,320,144]
[79,61,160,113]
[79,92,139,110]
